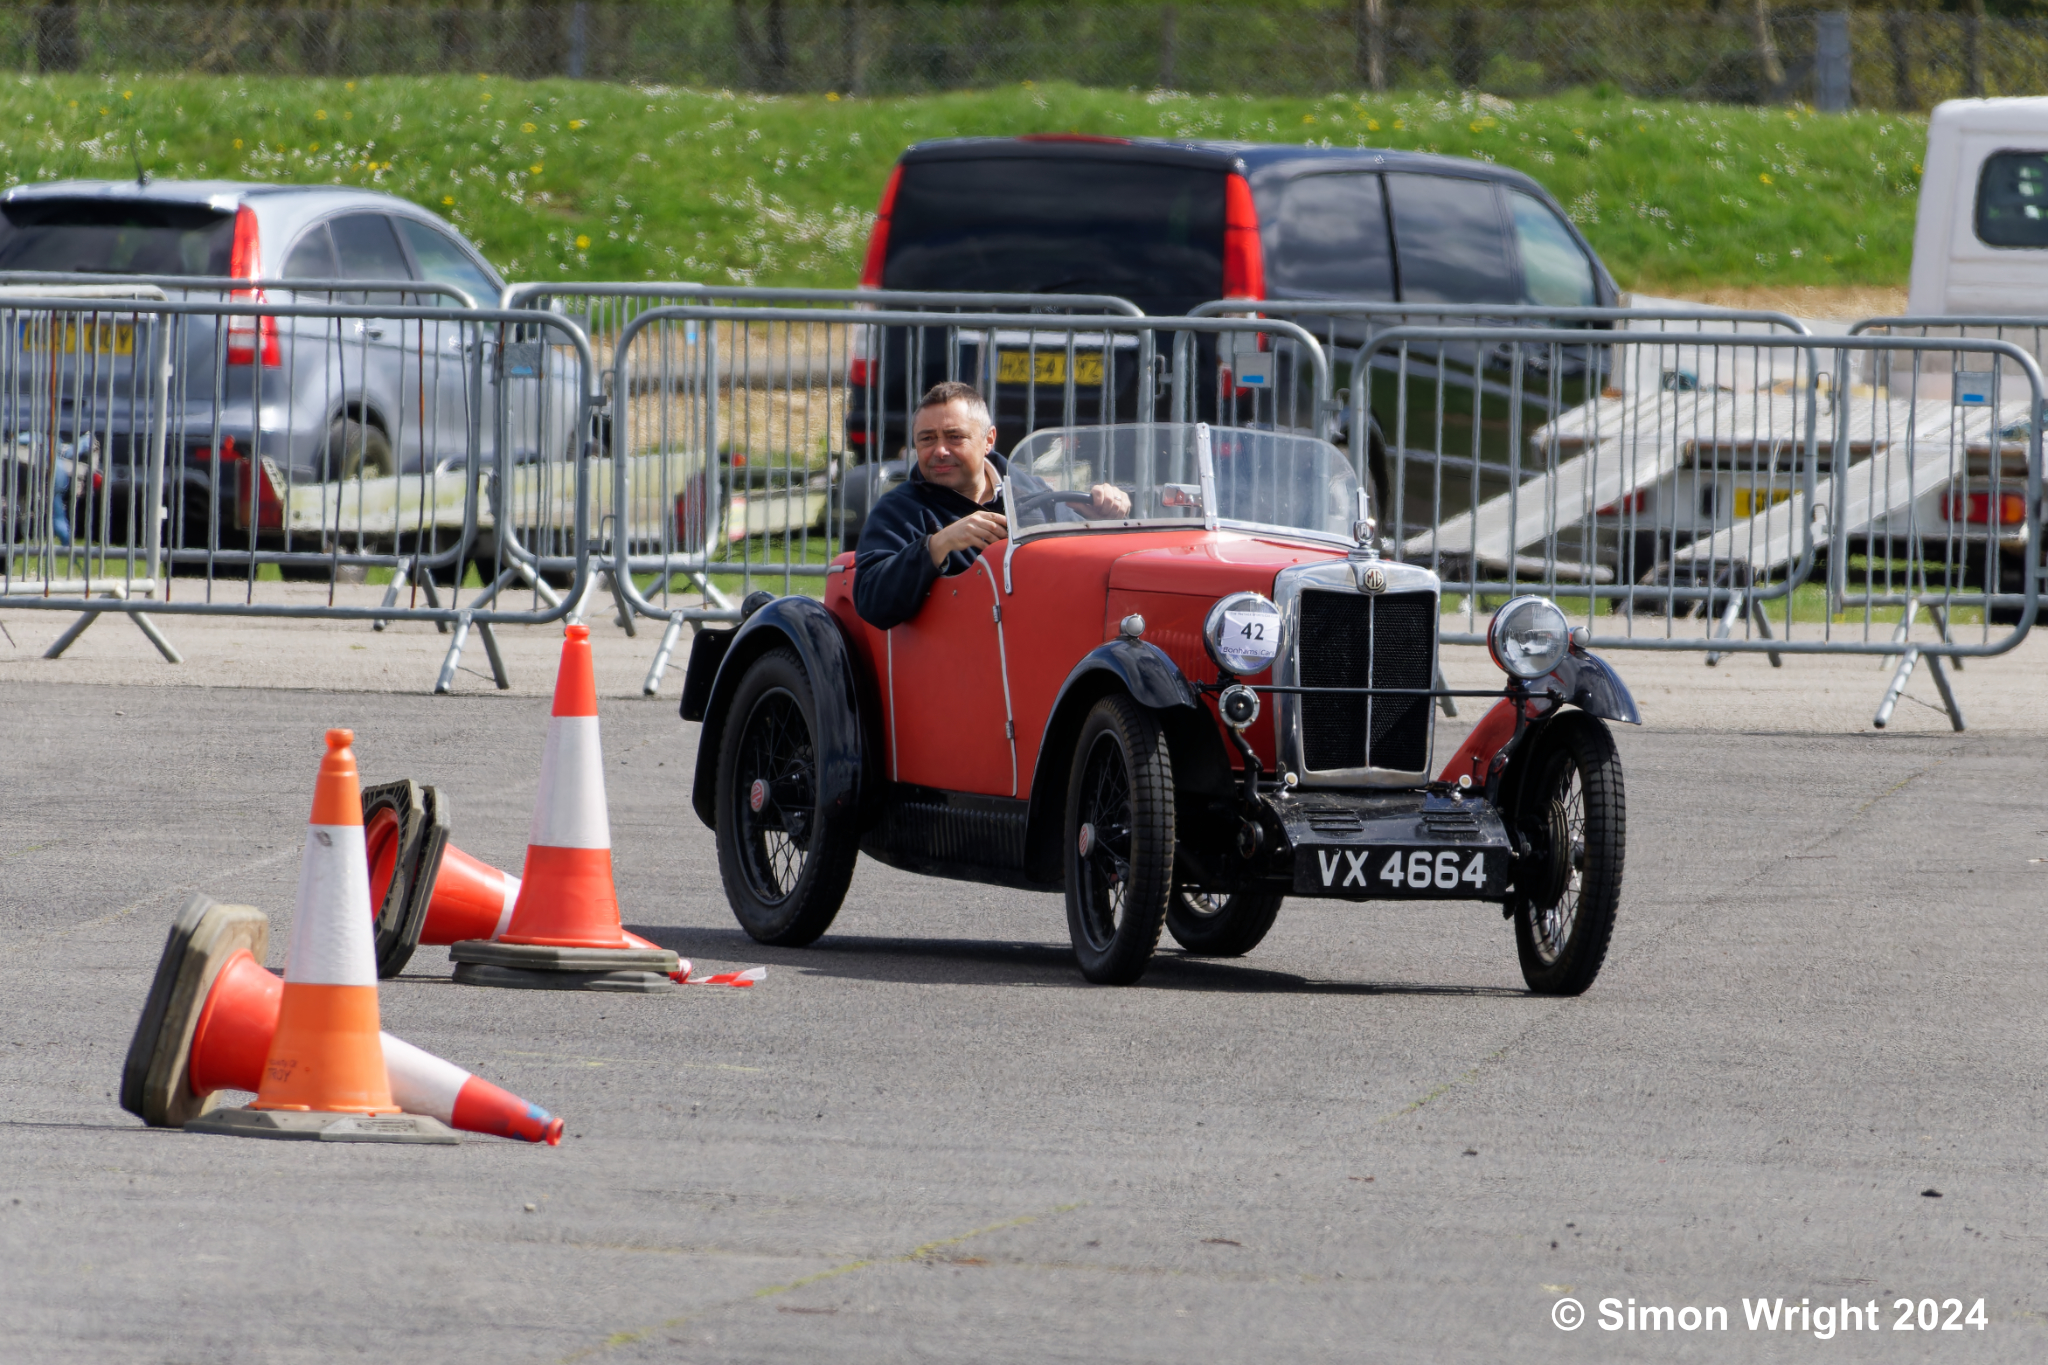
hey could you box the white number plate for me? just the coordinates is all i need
[1296,845,1505,898]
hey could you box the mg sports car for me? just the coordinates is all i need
[680,422,1638,993]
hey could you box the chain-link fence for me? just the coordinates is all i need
[1,4,2037,110]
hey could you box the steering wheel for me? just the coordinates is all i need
[1015,488,1098,517]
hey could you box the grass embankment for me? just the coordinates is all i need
[7,76,1919,294]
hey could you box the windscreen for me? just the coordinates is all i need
[0,198,234,275]
[884,155,1225,311]
[1008,423,1360,541]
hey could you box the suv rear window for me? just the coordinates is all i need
[0,198,234,275]
[884,156,1224,309]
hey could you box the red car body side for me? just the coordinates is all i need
[824,530,1344,801]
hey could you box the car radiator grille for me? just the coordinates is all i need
[1297,588,1435,773]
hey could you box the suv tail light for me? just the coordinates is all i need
[1222,173,1265,301]
[225,205,280,367]
[1946,490,2028,525]
[858,164,904,291]
[848,321,874,388]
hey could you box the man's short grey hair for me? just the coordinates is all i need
[915,380,992,432]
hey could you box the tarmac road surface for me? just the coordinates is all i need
[3,678,2046,1362]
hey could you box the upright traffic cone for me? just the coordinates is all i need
[184,731,456,1142]
[450,625,679,992]
[122,896,564,1143]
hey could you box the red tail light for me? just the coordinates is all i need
[1016,133,1132,145]
[1945,490,2028,525]
[1222,173,1265,301]
[859,164,904,290]
[225,205,280,367]
[1597,488,1653,517]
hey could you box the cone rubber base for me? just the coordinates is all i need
[364,779,451,979]
[121,895,270,1129]
[450,939,677,971]
[452,961,675,994]
[183,1107,459,1144]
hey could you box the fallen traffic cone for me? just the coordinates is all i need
[364,778,450,978]
[451,625,679,993]
[184,730,456,1143]
[365,778,680,980]
[122,895,564,1143]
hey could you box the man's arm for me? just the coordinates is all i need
[852,495,945,631]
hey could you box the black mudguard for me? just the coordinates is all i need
[1561,649,1640,725]
[1020,638,1207,883]
[686,596,869,832]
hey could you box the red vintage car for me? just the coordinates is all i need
[680,423,1638,993]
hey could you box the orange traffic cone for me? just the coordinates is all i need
[184,732,456,1142]
[365,777,679,980]
[122,896,563,1143]
[450,625,680,992]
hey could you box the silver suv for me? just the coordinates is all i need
[0,180,576,552]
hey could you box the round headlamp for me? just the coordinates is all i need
[1488,595,1570,680]
[1203,592,1283,677]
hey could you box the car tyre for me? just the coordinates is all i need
[714,646,859,947]
[1166,887,1283,957]
[1063,693,1174,985]
[1508,712,1623,996]
[329,419,395,482]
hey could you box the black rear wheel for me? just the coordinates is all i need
[1166,887,1283,957]
[714,647,859,947]
[1509,713,1624,996]
[1063,694,1175,985]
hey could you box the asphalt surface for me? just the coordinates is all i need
[3,679,2046,1362]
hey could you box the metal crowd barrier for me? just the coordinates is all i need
[492,283,1151,629]
[599,307,1328,694]
[0,293,599,692]
[1353,324,2045,730]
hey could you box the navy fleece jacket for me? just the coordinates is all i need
[851,453,1014,631]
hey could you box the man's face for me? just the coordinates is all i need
[912,399,997,497]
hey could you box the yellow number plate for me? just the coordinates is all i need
[23,319,134,356]
[1733,486,1792,519]
[996,350,1103,387]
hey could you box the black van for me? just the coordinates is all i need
[841,135,1621,543]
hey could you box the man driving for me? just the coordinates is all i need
[852,381,1130,630]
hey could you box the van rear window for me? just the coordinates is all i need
[883,157,1224,309]
[1976,152,2048,248]
[0,198,235,275]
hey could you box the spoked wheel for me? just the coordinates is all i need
[714,647,858,947]
[1166,886,1283,957]
[1063,694,1175,985]
[1509,712,1624,996]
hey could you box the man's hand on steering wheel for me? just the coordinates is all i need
[1088,483,1131,518]
[1015,484,1132,520]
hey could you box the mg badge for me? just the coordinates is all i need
[1360,564,1388,594]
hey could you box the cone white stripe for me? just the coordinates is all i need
[380,1032,467,1122]
[527,716,611,850]
[490,874,522,941]
[285,823,379,986]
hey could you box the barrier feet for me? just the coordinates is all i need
[644,613,687,697]
[435,611,473,695]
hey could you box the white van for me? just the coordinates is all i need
[1908,97,2048,317]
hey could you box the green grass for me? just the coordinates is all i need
[9,75,1919,294]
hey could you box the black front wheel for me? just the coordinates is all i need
[713,647,860,947]
[1063,694,1175,985]
[1508,712,1624,996]
[1166,887,1283,957]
